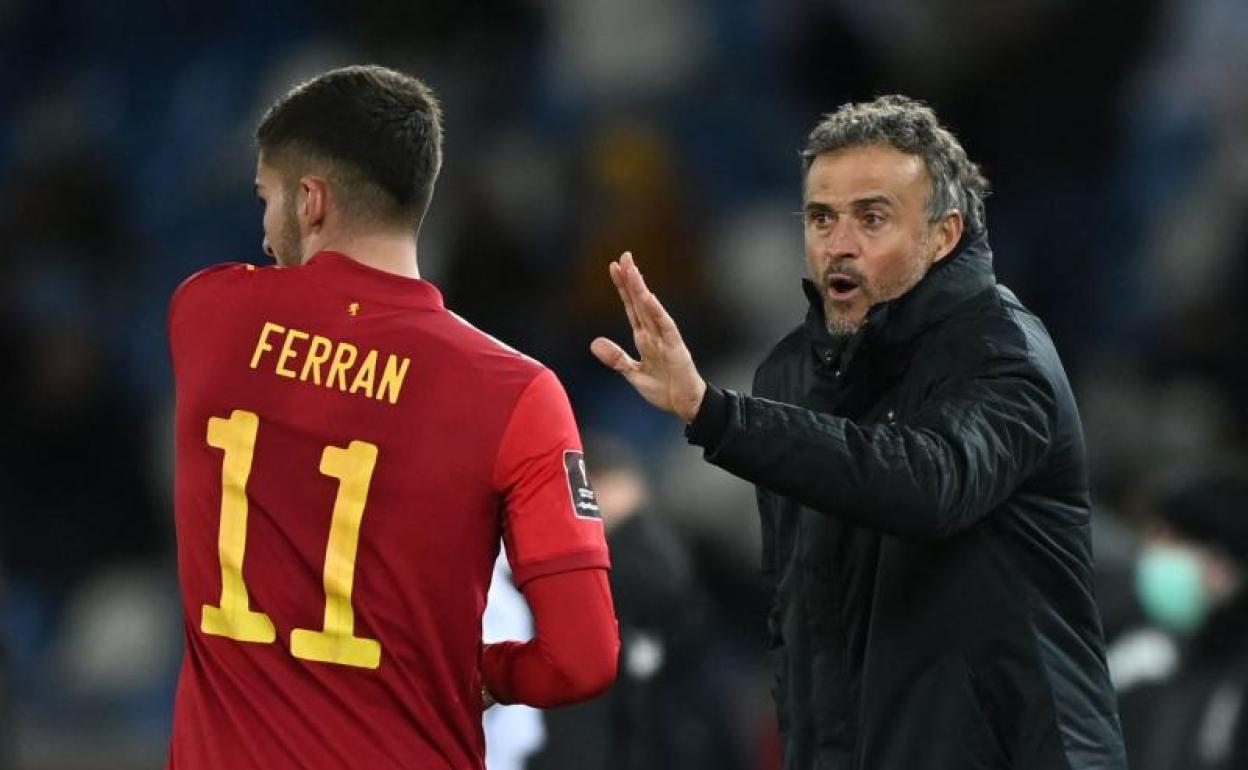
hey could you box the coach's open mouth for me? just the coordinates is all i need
[826,275,861,301]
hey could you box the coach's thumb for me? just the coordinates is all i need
[591,337,635,374]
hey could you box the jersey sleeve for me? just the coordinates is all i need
[492,368,610,587]
[167,262,255,359]
[481,568,618,707]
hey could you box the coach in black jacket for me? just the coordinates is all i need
[592,95,1126,770]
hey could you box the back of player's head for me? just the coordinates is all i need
[256,64,443,232]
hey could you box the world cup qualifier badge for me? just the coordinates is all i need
[564,450,601,520]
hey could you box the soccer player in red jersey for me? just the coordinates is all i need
[166,65,619,769]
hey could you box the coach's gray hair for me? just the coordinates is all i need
[801,95,990,236]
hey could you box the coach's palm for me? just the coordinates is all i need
[591,252,708,424]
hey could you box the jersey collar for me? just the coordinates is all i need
[304,250,444,309]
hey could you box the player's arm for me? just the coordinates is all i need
[483,368,620,708]
[481,568,617,707]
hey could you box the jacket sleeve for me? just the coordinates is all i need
[688,353,1056,540]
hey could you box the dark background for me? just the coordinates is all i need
[2,1,1246,767]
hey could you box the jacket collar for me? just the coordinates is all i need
[802,232,996,347]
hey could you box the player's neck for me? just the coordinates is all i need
[309,232,421,280]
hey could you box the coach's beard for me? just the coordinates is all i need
[828,298,876,337]
[825,306,862,339]
[822,252,933,339]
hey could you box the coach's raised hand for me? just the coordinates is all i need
[591,252,707,423]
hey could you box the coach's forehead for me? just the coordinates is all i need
[804,144,928,207]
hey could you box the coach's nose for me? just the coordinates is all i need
[263,237,275,259]
[824,217,860,262]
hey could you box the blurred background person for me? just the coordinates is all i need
[1114,459,1248,770]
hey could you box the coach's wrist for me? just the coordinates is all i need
[677,378,708,424]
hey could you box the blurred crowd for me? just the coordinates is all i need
[1,1,1247,768]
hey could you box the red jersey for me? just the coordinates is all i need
[167,251,609,770]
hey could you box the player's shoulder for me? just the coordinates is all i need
[435,308,549,378]
[929,284,1048,368]
[169,261,270,320]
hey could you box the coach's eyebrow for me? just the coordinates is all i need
[850,194,896,210]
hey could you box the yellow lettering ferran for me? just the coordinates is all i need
[300,335,334,384]
[377,355,411,405]
[275,328,309,378]
[249,322,286,370]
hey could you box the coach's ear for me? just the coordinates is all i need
[930,209,963,264]
[298,175,329,234]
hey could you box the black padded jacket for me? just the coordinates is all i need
[687,234,1127,770]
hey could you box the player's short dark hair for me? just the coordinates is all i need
[256,64,443,230]
[801,95,990,236]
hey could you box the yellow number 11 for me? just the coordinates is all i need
[201,409,382,669]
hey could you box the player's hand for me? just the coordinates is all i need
[591,252,707,423]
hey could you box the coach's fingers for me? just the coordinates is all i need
[643,291,685,349]
[609,259,642,335]
[621,253,661,339]
[591,337,640,376]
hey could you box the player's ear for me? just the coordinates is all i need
[299,176,329,232]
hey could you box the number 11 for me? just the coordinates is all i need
[201,409,382,669]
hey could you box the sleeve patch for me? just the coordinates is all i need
[564,450,601,520]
